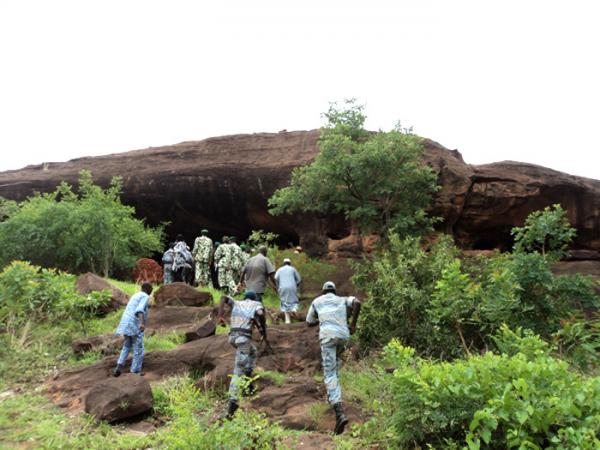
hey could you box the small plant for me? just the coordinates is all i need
[308,402,329,424]
[247,229,280,250]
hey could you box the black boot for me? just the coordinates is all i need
[112,363,123,377]
[333,402,349,435]
[222,400,238,420]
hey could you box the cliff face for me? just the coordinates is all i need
[0,130,598,257]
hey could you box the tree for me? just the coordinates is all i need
[511,204,576,259]
[0,170,164,276]
[268,100,439,238]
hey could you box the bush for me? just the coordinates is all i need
[0,170,164,276]
[383,335,600,449]
[0,261,110,337]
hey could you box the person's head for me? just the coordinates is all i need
[244,290,257,300]
[201,229,209,236]
[168,242,175,250]
[258,245,268,256]
[229,236,237,244]
[322,281,336,294]
[214,241,221,247]
[222,235,229,243]
[141,282,153,295]
[283,258,291,266]
[176,234,185,242]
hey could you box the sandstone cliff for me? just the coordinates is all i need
[0,130,598,256]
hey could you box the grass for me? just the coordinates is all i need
[256,369,287,387]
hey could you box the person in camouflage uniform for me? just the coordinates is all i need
[214,236,237,295]
[229,237,245,285]
[192,229,213,288]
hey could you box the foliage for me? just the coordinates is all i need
[269,100,439,238]
[354,232,599,357]
[247,229,280,250]
[0,170,164,276]
[512,203,576,259]
[381,337,600,449]
[552,317,600,373]
[0,261,109,337]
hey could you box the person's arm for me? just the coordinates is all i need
[265,258,277,290]
[255,308,267,339]
[306,303,318,327]
[217,295,234,326]
[349,297,361,335]
[294,269,301,286]
[134,294,150,332]
[268,272,277,290]
[237,265,247,287]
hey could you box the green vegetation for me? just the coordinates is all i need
[0,170,164,276]
[269,100,439,238]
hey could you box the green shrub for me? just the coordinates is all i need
[383,336,600,449]
[0,170,164,276]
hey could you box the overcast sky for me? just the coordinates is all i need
[1,1,598,179]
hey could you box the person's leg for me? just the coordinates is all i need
[114,336,132,376]
[228,340,251,401]
[321,339,348,434]
[130,333,145,374]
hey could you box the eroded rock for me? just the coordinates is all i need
[75,273,130,313]
[84,374,153,422]
[153,283,213,307]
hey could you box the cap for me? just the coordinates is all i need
[244,290,257,300]
[322,281,336,291]
[283,258,291,264]
[201,229,209,234]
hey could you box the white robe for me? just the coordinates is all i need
[275,265,301,312]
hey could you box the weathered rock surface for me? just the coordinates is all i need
[153,282,213,307]
[72,334,122,357]
[184,317,217,342]
[48,323,320,411]
[75,272,130,312]
[1,130,598,255]
[84,374,153,422]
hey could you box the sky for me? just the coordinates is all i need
[0,1,599,179]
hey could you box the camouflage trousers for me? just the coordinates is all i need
[228,335,257,401]
[117,333,145,373]
[194,260,212,287]
[218,268,237,295]
[320,337,347,404]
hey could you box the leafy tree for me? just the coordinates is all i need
[512,203,576,259]
[269,100,439,238]
[0,170,164,276]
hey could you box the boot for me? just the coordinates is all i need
[333,402,349,435]
[222,399,238,420]
[112,363,123,377]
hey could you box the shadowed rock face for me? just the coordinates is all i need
[1,130,598,255]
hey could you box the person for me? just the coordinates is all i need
[275,258,301,323]
[172,234,193,284]
[228,236,244,286]
[161,243,175,285]
[217,290,267,419]
[238,246,276,303]
[192,229,213,288]
[113,282,153,376]
[306,281,361,435]
[215,236,237,295]
[211,241,221,289]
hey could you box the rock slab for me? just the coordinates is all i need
[84,374,153,422]
[75,272,130,313]
[153,282,213,307]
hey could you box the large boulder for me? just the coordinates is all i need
[84,374,153,422]
[1,130,598,256]
[75,273,130,313]
[153,283,213,307]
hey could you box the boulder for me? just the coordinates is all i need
[84,374,153,422]
[1,130,598,256]
[133,258,163,284]
[75,273,130,313]
[153,283,213,307]
[72,334,122,357]
[184,317,217,342]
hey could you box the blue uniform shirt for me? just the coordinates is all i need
[306,293,355,343]
[115,291,150,336]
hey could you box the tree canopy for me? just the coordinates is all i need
[0,170,164,276]
[268,100,439,238]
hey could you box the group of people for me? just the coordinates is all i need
[112,230,361,435]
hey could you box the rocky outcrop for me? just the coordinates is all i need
[153,282,213,307]
[75,272,130,313]
[1,130,598,255]
[84,374,153,422]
